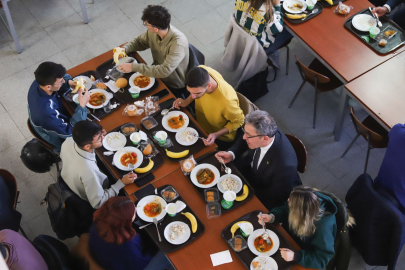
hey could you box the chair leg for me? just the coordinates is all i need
[19,226,28,239]
[288,81,306,108]
[364,137,371,174]
[267,66,277,83]
[286,46,290,75]
[313,89,319,129]
[341,134,360,158]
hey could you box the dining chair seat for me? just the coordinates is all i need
[307,58,343,91]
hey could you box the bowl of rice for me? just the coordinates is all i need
[217,174,243,194]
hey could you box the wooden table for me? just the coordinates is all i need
[283,0,405,140]
[66,49,217,201]
[147,168,310,270]
[342,50,405,129]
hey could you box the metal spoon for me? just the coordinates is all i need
[139,223,153,229]
[301,8,318,20]
[161,102,182,115]
[259,212,271,244]
[220,157,232,174]
[153,217,162,242]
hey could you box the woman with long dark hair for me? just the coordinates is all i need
[89,197,169,270]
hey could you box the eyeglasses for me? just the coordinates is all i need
[241,126,265,139]
[143,21,160,29]
[53,78,65,86]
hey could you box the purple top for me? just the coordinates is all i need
[0,229,48,270]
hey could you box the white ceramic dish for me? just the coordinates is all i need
[352,14,377,32]
[86,89,113,109]
[217,174,243,194]
[190,164,221,188]
[248,229,280,257]
[115,57,137,73]
[73,75,93,91]
[162,111,189,132]
[102,132,126,151]
[283,0,307,14]
[136,195,167,222]
[164,221,191,245]
[112,147,143,171]
[250,256,278,270]
[129,72,155,91]
[175,127,198,146]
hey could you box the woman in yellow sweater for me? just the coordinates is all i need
[173,66,245,150]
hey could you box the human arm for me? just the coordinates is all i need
[268,203,290,224]
[124,32,150,53]
[374,0,402,16]
[173,95,193,109]
[204,127,229,146]
[58,74,74,94]
[265,4,284,36]
[222,100,245,137]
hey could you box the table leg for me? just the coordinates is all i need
[2,0,22,53]
[334,86,349,141]
[79,0,89,24]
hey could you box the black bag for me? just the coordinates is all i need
[236,68,269,102]
[44,176,94,240]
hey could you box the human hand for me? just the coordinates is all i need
[118,63,132,73]
[173,98,184,109]
[280,248,295,262]
[122,172,137,185]
[215,151,233,164]
[257,213,271,225]
[374,6,388,17]
[204,133,217,146]
[68,79,76,88]
[78,88,90,108]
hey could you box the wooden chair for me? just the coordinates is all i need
[286,134,307,173]
[237,92,259,116]
[341,107,389,173]
[289,56,343,128]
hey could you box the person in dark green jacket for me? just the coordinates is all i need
[259,186,337,269]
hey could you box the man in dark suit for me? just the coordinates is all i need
[215,110,302,210]
[374,0,405,29]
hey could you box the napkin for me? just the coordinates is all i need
[105,80,120,93]
[210,250,233,267]
[175,200,186,213]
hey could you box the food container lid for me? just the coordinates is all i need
[160,186,179,202]
[206,202,221,219]
[141,116,158,130]
[204,188,220,203]
[227,235,248,252]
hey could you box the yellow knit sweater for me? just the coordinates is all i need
[195,66,245,142]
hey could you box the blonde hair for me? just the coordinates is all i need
[249,0,274,22]
[288,186,323,238]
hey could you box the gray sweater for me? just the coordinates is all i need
[125,25,189,89]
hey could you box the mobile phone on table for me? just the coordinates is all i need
[152,89,170,100]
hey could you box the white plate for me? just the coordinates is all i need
[283,0,307,14]
[248,229,280,257]
[73,75,93,91]
[250,256,278,270]
[129,72,155,91]
[86,89,113,109]
[115,57,137,73]
[352,14,377,32]
[164,221,191,245]
[102,132,126,151]
[217,174,243,194]
[175,127,198,146]
[113,147,144,171]
[162,111,189,132]
[190,164,221,188]
[136,195,167,222]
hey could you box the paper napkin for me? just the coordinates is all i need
[210,250,233,267]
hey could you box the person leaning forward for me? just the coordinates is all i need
[60,121,136,209]
[173,65,245,150]
[215,110,301,210]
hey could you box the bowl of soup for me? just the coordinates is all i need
[129,73,155,91]
[248,229,280,257]
[190,164,220,188]
[136,195,167,222]
[113,147,143,171]
[86,89,112,109]
[162,111,189,132]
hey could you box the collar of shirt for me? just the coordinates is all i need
[252,136,275,169]
[73,143,96,162]
[156,25,173,45]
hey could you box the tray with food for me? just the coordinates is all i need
[99,122,164,181]
[185,151,255,215]
[139,109,207,161]
[344,8,405,54]
[133,184,205,253]
[96,52,159,104]
[222,210,296,270]
[281,0,323,24]
[62,70,121,120]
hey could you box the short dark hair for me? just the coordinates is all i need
[141,5,171,29]
[186,67,210,88]
[72,121,103,148]
[34,62,66,86]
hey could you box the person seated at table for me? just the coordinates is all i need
[374,0,405,30]
[89,197,171,270]
[172,66,245,150]
[60,121,136,209]
[375,123,405,214]
[259,186,337,269]
[27,61,90,153]
[118,5,189,97]
[215,110,301,210]
[1,229,48,270]
[234,0,293,67]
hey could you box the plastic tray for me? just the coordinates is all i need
[319,0,347,7]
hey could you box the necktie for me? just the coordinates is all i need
[252,148,261,171]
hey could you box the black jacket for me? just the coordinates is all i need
[229,128,302,210]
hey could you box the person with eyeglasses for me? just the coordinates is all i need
[60,121,137,209]
[118,5,189,97]
[215,110,301,210]
[28,62,90,153]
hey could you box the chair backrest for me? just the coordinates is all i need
[27,119,55,151]
[188,44,205,71]
[295,56,330,84]
[236,92,258,116]
[32,235,73,270]
[0,169,18,209]
[285,134,307,173]
[349,107,385,143]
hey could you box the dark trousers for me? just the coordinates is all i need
[167,85,188,99]
[393,8,405,30]
[264,30,294,55]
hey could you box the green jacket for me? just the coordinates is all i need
[269,192,337,269]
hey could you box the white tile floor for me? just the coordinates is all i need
[0,0,403,268]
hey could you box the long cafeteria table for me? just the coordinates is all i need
[282,0,405,140]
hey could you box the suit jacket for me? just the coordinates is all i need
[229,128,302,210]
